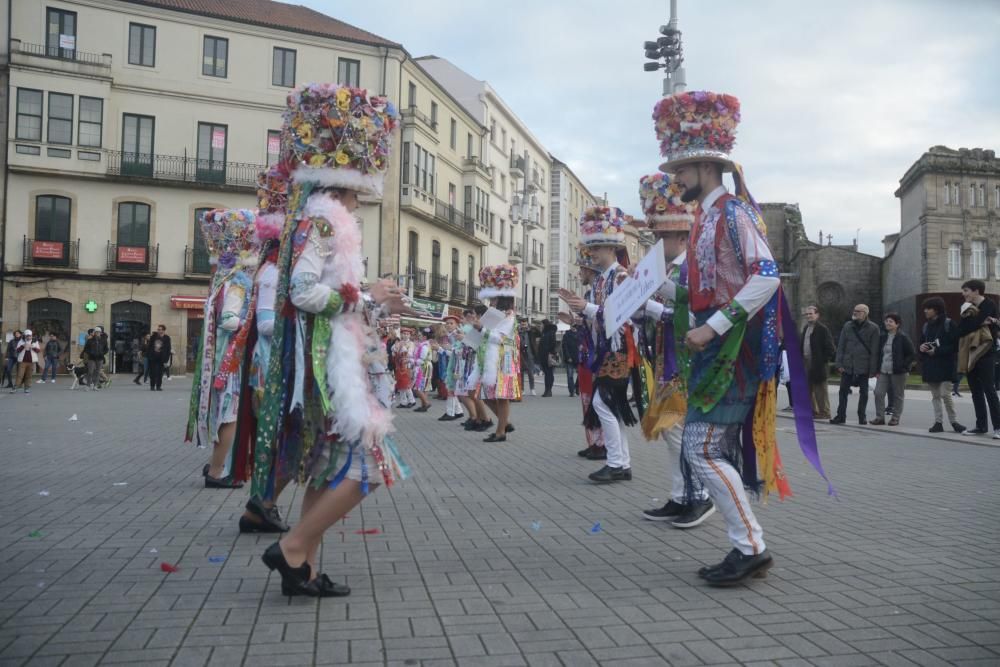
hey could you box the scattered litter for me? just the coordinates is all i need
[354,528,380,535]
[651,498,660,503]
[68,414,78,421]
[208,556,226,564]
[590,522,602,534]
[84,431,94,435]
[531,521,542,532]
[36,582,45,588]
[38,491,50,497]
[160,562,179,573]
[28,531,42,538]
[26,441,32,445]
[112,482,128,487]
[149,548,158,554]
[501,529,510,537]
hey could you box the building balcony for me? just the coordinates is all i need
[450,279,466,304]
[529,250,545,270]
[431,272,449,299]
[469,285,481,304]
[107,242,158,274]
[9,39,112,79]
[105,151,264,191]
[509,242,523,264]
[509,154,525,178]
[434,200,477,238]
[184,246,212,277]
[406,268,427,295]
[22,237,79,271]
[401,105,438,134]
[463,155,492,180]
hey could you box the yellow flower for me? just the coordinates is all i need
[335,151,350,165]
[336,89,351,110]
[309,154,326,167]
[298,123,314,144]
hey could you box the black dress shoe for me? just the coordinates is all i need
[261,542,312,597]
[699,548,773,586]
[577,446,591,457]
[588,465,632,483]
[414,405,430,413]
[829,416,845,425]
[205,474,244,489]
[484,434,506,443]
[304,573,351,597]
[585,447,608,461]
[671,500,716,529]
[505,424,515,433]
[239,497,289,533]
[202,464,209,477]
[952,422,967,433]
[858,417,868,425]
[438,414,451,421]
[473,420,493,432]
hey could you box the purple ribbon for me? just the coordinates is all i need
[780,294,837,497]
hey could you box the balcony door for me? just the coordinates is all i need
[197,122,227,184]
[192,207,211,274]
[34,195,71,267]
[451,249,459,287]
[46,8,77,59]
[117,202,151,270]
[121,113,154,177]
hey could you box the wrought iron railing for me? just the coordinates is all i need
[412,268,427,293]
[431,273,449,298]
[509,242,523,262]
[450,279,466,302]
[12,41,108,66]
[509,154,525,175]
[402,105,437,131]
[433,199,476,236]
[22,237,79,269]
[469,285,481,304]
[185,246,211,275]
[107,242,158,273]
[106,151,265,188]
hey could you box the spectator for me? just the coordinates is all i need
[919,297,965,433]
[39,333,60,383]
[561,326,580,397]
[147,331,168,391]
[133,335,149,385]
[801,305,836,420]
[13,329,41,394]
[83,327,108,391]
[537,320,558,397]
[952,374,964,398]
[4,330,22,388]
[831,303,880,425]
[518,320,537,397]
[957,279,1000,437]
[156,325,172,380]
[871,313,915,426]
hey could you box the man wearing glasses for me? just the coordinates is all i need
[831,304,880,425]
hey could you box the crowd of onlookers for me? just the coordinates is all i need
[795,279,1000,437]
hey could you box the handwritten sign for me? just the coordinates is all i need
[32,241,64,259]
[59,34,75,50]
[211,129,226,150]
[603,240,666,338]
[117,246,147,264]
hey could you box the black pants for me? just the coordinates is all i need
[148,362,164,390]
[968,358,1000,431]
[541,362,555,394]
[836,373,868,421]
[521,356,535,390]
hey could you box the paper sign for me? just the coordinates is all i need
[267,134,280,155]
[59,34,75,50]
[211,129,226,150]
[32,241,64,259]
[462,328,482,348]
[117,246,146,264]
[603,240,666,338]
[479,307,505,331]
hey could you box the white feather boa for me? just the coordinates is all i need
[303,193,393,446]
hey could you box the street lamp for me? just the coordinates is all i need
[643,0,686,96]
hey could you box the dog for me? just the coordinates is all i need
[66,362,89,390]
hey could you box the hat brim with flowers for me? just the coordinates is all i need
[579,205,627,248]
[639,172,696,233]
[284,83,399,198]
[573,244,600,271]
[653,91,740,174]
[200,208,260,271]
[479,264,519,299]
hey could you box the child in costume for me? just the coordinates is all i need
[410,327,434,412]
[393,328,416,407]
[476,265,521,442]
[439,316,465,421]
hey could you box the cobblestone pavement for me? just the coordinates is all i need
[1,376,998,666]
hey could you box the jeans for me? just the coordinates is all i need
[86,359,103,388]
[967,358,1000,431]
[836,373,869,421]
[42,355,58,381]
[3,358,15,387]
[564,363,577,395]
[520,356,535,391]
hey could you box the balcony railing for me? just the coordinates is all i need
[509,242,523,264]
[402,105,437,131]
[408,268,427,294]
[450,279,466,303]
[531,250,544,268]
[185,246,212,275]
[11,40,110,66]
[431,272,449,298]
[509,154,525,177]
[106,151,264,189]
[433,199,476,236]
[22,237,79,269]
[107,242,158,273]
[463,156,491,178]
[469,285,481,304]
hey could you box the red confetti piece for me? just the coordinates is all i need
[160,562,179,573]
[354,528,380,535]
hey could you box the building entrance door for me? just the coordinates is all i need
[186,315,203,373]
[110,301,150,373]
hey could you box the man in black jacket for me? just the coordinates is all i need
[919,296,965,433]
[156,324,172,380]
[83,328,108,391]
[957,279,1000,437]
[801,305,836,419]
[561,326,579,396]
[537,320,558,397]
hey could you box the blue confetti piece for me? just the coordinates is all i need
[590,522,601,534]
[208,555,227,564]
[531,521,542,532]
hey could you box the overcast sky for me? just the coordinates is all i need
[304,0,1000,256]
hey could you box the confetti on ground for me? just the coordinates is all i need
[38,491,49,496]
[354,528,380,535]
[531,521,542,531]
[160,562,179,573]
[68,414,78,421]
[208,555,227,564]
[112,482,128,486]
[28,531,42,538]
[149,548,158,554]
[36,582,45,588]
[590,522,602,534]
[84,431,94,435]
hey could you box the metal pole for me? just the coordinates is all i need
[521,152,529,320]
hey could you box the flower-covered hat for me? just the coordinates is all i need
[639,173,696,233]
[479,264,519,299]
[256,162,290,224]
[199,209,260,271]
[283,83,399,197]
[653,91,741,173]
[579,206,627,248]
[574,244,600,271]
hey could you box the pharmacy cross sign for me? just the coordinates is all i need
[84,300,99,313]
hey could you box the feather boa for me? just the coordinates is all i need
[304,194,393,446]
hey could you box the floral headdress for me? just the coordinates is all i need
[579,206,627,248]
[653,90,741,173]
[574,244,600,271]
[199,208,260,272]
[283,83,399,197]
[479,264,519,299]
[256,162,290,224]
[639,172,696,233]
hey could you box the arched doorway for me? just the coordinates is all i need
[817,281,849,331]
[27,298,71,371]
[110,300,150,373]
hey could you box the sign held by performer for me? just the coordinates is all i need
[602,240,666,338]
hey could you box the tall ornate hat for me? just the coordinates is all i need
[478,264,519,299]
[573,244,600,271]
[638,172,696,233]
[579,206,627,248]
[200,208,260,270]
[256,162,290,226]
[283,83,399,197]
[653,90,741,173]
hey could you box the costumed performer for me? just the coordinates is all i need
[439,315,465,421]
[410,327,434,412]
[476,265,521,442]
[393,328,416,407]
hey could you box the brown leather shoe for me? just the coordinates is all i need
[888,417,899,426]
[870,418,886,425]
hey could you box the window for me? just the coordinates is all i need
[78,97,102,147]
[428,154,436,194]
[501,174,506,198]
[407,230,418,276]
[451,248,459,282]
[971,240,987,279]
[490,119,496,142]
[46,8,76,59]
[944,181,950,205]
[15,89,42,141]
[948,242,962,279]
[35,195,71,251]
[995,251,1000,279]
[407,82,417,108]
[192,207,212,273]
[266,130,281,166]
[449,119,457,150]
[953,183,960,205]
[128,23,156,66]
[196,122,227,183]
[969,184,976,207]
[464,186,472,219]
[202,36,228,77]
[272,47,296,87]
[468,255,475,291]
[118,202,151,247]
[47,93,73,144]
[430,102,438,129]
[979,184,985,207]
[121,113,154,176]
[467,133,473,158]
[402,142,410,185]
[996,185,1000,209]
[337,58,360,87]
[489,213,495,240]
[432,240,441,277]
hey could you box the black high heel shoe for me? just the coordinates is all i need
[261,542,312,597]
[483,433,507,443]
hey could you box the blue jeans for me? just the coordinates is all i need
[564,363,577,394]
[42,356,58,381]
